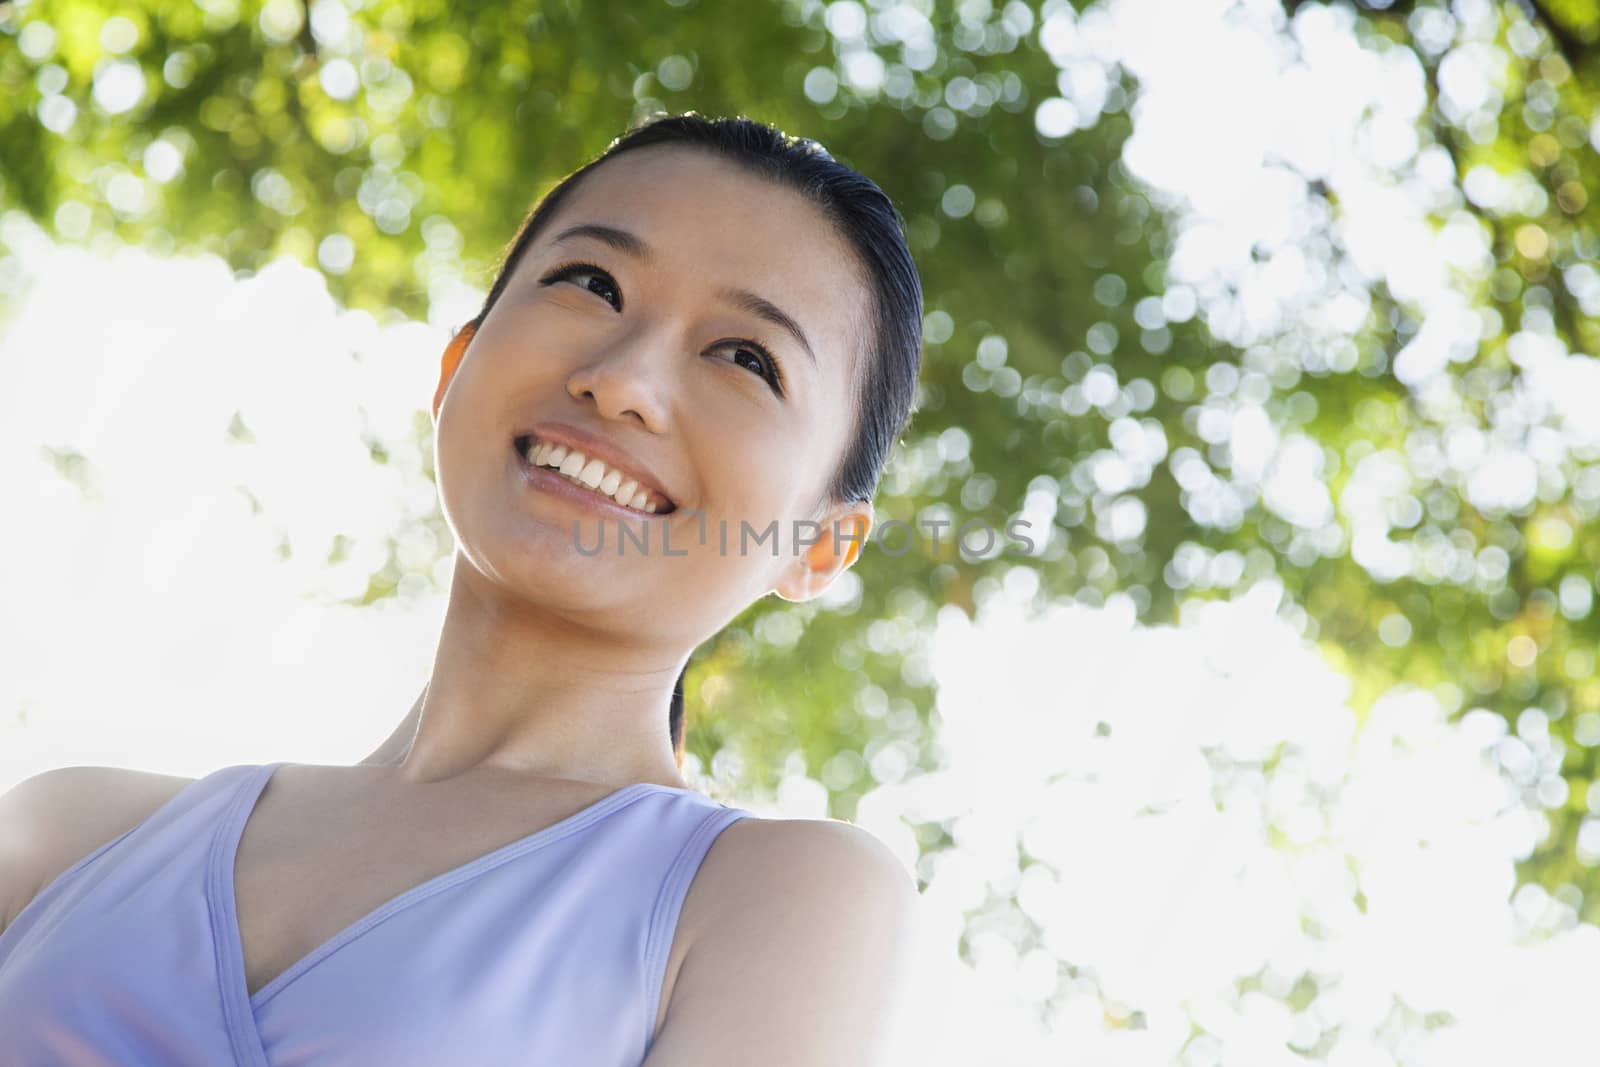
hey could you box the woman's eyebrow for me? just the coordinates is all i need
[552,223,652,262]
[718,287,817,370]
[550,222,818,369]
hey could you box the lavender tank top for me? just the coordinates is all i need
[0,762,756,1065]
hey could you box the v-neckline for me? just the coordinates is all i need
[207,761,691,1038]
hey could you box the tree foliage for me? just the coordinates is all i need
[3,0,1599,918]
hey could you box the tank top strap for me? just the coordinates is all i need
[0,763,277,1066]
[641,803,754,1051]
[2,762,260,942]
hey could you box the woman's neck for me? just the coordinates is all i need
[359,691,424,766]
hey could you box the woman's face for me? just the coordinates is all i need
[433,144,875,644]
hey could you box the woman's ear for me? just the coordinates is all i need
[772,500,874,603]
[432,322,478,421]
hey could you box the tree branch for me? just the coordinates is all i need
[1279,0,1597,69]
[1514,0,1596,68]
[298,0,319,64]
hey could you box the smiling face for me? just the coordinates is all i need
[432,144,876,646]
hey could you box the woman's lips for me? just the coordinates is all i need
[513,441,671,520]
[512,430,675,512]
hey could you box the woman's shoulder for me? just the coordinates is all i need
[646,814,921,1063]
[712,813,905,870]
[0,765,198,933]
[683,812,915,936]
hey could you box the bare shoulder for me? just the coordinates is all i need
[700,814,917,899]
[682,815,917,946]
[0,766,196,932]
[649,815,921,1067]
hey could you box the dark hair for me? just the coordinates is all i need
[465,112,923,769]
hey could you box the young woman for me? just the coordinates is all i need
[0,112,924,1065]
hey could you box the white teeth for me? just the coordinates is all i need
[522,438,666,514]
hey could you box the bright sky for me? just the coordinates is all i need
[4,0,1599,1063]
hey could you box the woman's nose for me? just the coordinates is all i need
[565,324,672,431]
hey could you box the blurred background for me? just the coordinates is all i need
[3,0,1600,1062]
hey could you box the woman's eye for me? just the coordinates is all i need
[719,342,785,393]
[539,260,786,397]
[542,262,622,311]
